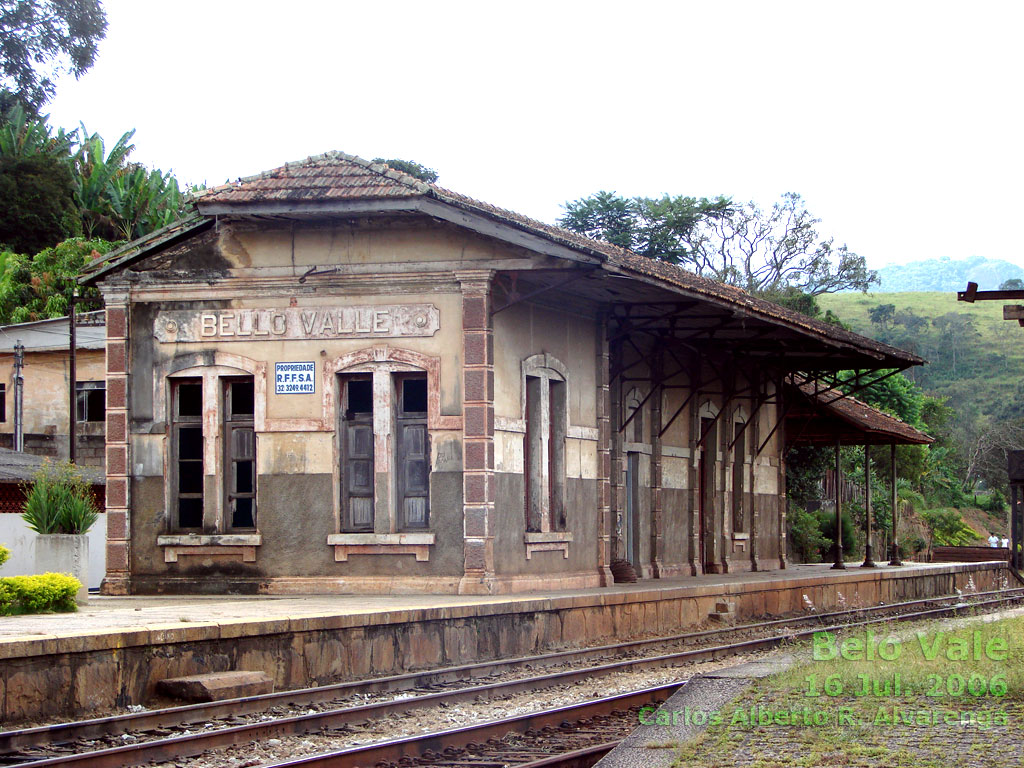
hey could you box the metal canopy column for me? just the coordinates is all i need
[861,444,876,567]
[831,440,845,569]
[889,443,903,566]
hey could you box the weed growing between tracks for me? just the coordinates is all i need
[665,616,1024,768]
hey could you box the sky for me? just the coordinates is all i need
[43,0,1024,270]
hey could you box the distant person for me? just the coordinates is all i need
[1001,536,1009,548]
[989,533,1000,547]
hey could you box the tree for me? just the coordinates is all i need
[868,303,896,332]
[372,158,438,183]
[559,191,732,263]
[0,102,80,251]
[0,0,107,113]
[560,190,876,296]
[0,102,73,158]
[1000,278,1024,290]
[686,193,876,295]
[0,153,80,252]
[931,313,980,377]
[0,237,111,323]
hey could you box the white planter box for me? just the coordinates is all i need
[34,534,89,605]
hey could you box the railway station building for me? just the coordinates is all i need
[82,153,923,595]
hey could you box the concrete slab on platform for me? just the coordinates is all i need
[157,670,273,702]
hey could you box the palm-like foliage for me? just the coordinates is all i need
[73,126,135,239]
[0,103,73,159]
[1,107,192,250]
[107,163,183,240]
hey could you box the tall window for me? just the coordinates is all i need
[397,375,429,528]
[525,373,566,532]
[339,372,431,533]
[225,378,256,529]
[170,374,257,532]
[172,379,203,529]
[76,381,106,422]
[732,421,746,533]
[0,382,6,423]
[340,376,374,531]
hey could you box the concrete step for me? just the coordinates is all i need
[708,600,736,623]
[157,671,273,702]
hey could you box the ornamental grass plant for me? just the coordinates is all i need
[21,461,99,535]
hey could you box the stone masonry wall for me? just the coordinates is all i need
[0,562,1007,723]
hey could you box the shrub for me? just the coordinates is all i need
[788,506,830,563]
[0,544,9,567]
[21,461,99,535]
[980,488,1008,515]
[921,507,981,547]
[0,573,80,614]
[814,507,857,561]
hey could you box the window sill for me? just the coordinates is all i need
[157,534,261,563]
[158,534,262,547]
[524,531,573,559]
[327,532,435,562]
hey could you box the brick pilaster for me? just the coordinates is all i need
[456,271,496,595]
[595,313,614,586]
[101,299,131,595]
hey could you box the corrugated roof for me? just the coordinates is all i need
[0,311,106,353]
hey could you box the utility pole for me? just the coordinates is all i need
[69,290,77,464]
[13,340,24,452]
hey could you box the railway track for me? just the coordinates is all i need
[261,685,668,768]
[3,587,1022,767]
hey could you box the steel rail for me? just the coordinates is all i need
[256,687,672,768]
[506,742,619,768]
[5,587,1022,767]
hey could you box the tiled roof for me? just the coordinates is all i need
[91,151,922,367]
[791,378,934,445]
[194,152,921,365]
[194,153,431,204]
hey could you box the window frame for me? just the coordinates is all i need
[522,355,569,534]
[223,377,257,531]
[75,380,106,423]
[339,374,375,533]
[335,363,434,535]
[171,377,204,531]
[731,419,747,533]
[396,373,430,530]
[166,361,262,535]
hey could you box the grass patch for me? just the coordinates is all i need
[664,615,1024,767]
[771,616,1024,700]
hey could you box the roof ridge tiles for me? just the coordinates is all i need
[85,150,924,368]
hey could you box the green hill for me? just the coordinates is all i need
[819,291,1024,420]
[872,256,1023,293]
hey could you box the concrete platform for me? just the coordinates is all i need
[0,560,1008,723]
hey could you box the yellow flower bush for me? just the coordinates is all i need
[0,573,80,614]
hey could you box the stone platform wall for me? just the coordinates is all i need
[0,562,1008,722]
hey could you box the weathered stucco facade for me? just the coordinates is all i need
[0,313,107,468]
[83,153,921,595]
